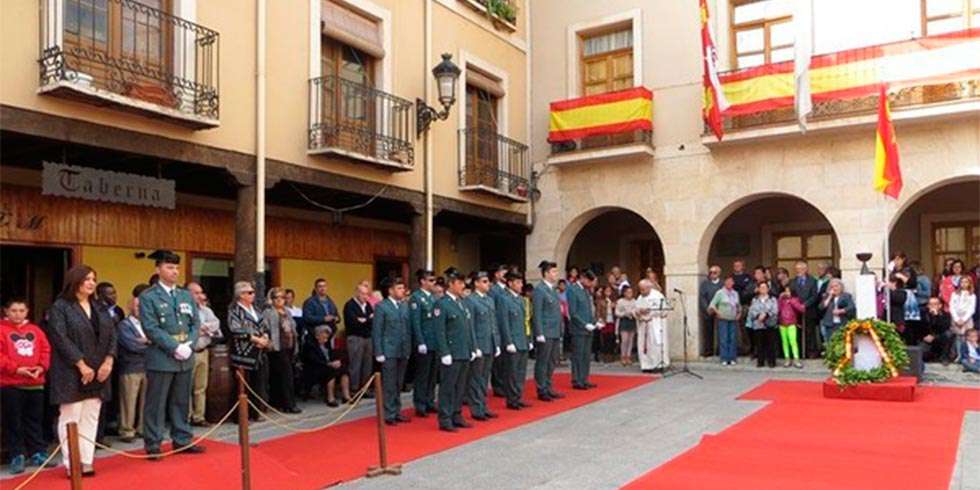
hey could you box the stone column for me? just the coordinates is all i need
[663,264,703,361]
[233,177,258,285]
[410,207,427,278]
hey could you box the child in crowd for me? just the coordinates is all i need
[1,299,52,474]
[777,287,805,369]
[950,277,977,358]
[961,328,980,373]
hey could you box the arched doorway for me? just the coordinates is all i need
[564,208,665,290]
[889,177,980,281]
[701,194,840,358]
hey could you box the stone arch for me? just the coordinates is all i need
[555,206,665,286]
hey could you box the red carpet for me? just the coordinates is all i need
[623,380,980,490]
[10,373,651,490]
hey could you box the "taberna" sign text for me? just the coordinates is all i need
[42,162,176,209]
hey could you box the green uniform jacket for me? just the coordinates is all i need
[495,290,528,351]
[433,294,476,360]
[409,289,437,348]
[139,284,200,372]
[532,281,562,339]
[566,282,595,336]
[372,298,411,359]
[464,292,499,354]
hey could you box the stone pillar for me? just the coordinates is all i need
[410,208,427,279]
[234,180,258,285]
[663,267,703,361]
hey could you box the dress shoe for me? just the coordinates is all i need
[439,425,458,433]
[537,394,554,402]
[548,391,566,399]
[96,438,112,448]
[492,391,506,398]
[415,409,429,418]
[146,448,162,461]
[518,401,532,408]
[287,407,303,414]
[175,444,206,454]
[326,399,339,407]
[384,419,398,426]
[584,382,597,389]
[191,419,212,427]
[395,414,411,423]
[453,420,473,429]
[341,398,352,405]
[485,411,499,418]
[505,403,522,410]
[571,384,587,390]
[119,435,136,443]
[471,414,489,421]
[81,464,95,476]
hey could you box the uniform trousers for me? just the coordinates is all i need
[570,334,593,386]
[437,360,470,428]
[465,355,492,417]
[533,338,560,396]
[505,351,528,405]
[143,369,193,450]
[381,357,407,421]
[412,351,438,412]
[58,398,101,469]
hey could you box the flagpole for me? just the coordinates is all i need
[883,194,891,323]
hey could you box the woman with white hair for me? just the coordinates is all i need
[819,278,855,348]
[634,279,669,373]
[228,281,271,420]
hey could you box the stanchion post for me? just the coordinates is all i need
[237,368,252,490]
[66,422,83,490]
[366,374,401,477]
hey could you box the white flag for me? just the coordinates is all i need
[794,0,813,132]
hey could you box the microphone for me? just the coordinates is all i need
[673,288,684,294]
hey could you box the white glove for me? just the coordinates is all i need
[506,343,517,354]
[418,344,428,355]
[494,346,501,357]
[470,351,477,361]
[375,355,386,363]
[535,335,546,343]
[475,349,483,358]
[585,323,596,332]
[173,342,192,361]
[529,342,534,350]
[441,354,452,366]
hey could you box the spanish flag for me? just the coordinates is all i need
[873,84,902,199]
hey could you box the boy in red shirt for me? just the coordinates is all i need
[1,299,52,474]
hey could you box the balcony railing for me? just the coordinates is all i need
[459,127,529,201]
[309,75,415,169]
[711,79,980,134]
[38,0,220,127]
[550,129,652,155]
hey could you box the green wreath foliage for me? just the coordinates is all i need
[823,319,910,387]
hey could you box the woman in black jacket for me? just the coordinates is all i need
[47,265,117,476]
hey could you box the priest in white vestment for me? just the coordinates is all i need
[634,279,669,372]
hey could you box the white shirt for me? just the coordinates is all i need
[389,297,400,309]
[159,282,176,296]
[127,315,146,339]
[951,291,977,324]
[476,291,487,298]
[237,302,259,322]
[543,280,555,290]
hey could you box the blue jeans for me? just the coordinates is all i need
[718,320,738,362]
[820,323,840,347]
[963,358,980,373]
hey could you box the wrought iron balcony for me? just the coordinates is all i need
[709,79,980,135]
[309,76,415,170]
[38,0,220,128]
[458,127,529,201]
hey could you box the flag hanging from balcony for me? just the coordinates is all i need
[548,87,653,142]
[700,0,728,140]
[873,85,902,199]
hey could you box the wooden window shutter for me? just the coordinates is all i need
[466,67,505,98]
[321,0,384,58]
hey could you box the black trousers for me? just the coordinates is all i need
[268,350,297,410]
[571,334,592,387]
[437,360,470,428]
[701,315,716,356]
[412,352,438,412]
[753,328,779,367]
[382,358,407,421]
[1,387,46,457]
[242,361,270,419]
[803,314,820,358]
[534,338,560,396]
[490,351,507,397]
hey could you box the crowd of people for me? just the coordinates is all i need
[2,249,978,476]
[698,256,980,371]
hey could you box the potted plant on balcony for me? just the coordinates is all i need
[484,0,517,29]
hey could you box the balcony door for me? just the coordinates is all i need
[464,85,499,188]
[63,0,173,104]
[321,37,376,156]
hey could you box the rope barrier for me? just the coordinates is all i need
[76,399,241,459]
[12,445,63,490]
[237,371,377,434]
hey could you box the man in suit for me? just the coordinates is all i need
[497,271,531,410]
[488,264,509,398]
[409,269,438,418]
[138,250,203,459]
[372,276,411,425]
[699,265,723,357]
[433,268,477,432]
[533,260,565,402]
[567,270,598,389]
[789,260,820,358]
[464,271,500,421]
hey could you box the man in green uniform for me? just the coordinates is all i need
[372,276,411,425]
[139,250,204,459]
[409,269,438,418]
[464,271,500,421]
[532,260,565,402]
[433,268,477,432]
[567,270,598,389]
[497,271,531,410]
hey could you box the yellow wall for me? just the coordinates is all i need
[81,246,188,312]
[277,258,373,333]
[433,227,480,274]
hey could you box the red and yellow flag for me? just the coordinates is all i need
[700,0,728,140]
[873,84,902,199]
[548,87,653,142]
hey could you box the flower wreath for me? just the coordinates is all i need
[824,319,910,387]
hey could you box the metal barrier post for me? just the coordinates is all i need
[366,374,401,477]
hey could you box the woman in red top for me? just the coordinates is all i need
[1,299,52,474]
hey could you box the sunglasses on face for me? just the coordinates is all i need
[243,291,255,295]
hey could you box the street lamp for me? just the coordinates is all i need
[417,53,461,137]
